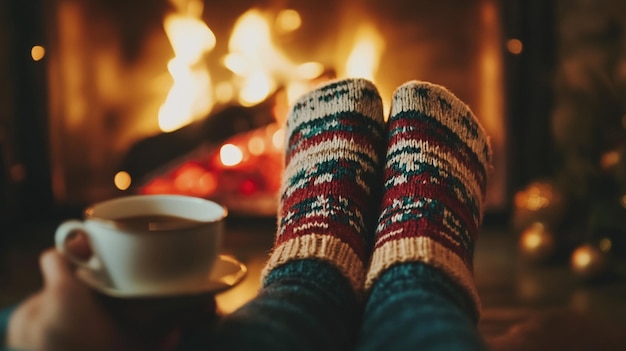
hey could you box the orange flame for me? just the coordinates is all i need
[159,0,216,132]
[225,9,293,106]
[345,23,385,81]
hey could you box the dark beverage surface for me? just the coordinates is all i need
[114,214,206,231]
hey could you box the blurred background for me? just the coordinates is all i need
[2,0,626,349]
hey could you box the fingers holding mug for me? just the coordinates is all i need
[65,229,93,261]
[55,220,101,271]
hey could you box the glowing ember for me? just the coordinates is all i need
[248,136,266,156]
[272,128,285,149]
[173,163,206,192]
[220,144,244,166]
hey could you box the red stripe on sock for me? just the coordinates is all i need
[388,119,487,193]
[381,173,479,238]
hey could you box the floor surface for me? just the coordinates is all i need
[2,216,626,350]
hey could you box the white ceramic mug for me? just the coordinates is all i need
[55,194,227,295]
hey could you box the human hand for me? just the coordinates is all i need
[6,248,129,351]
[5,234,184,351]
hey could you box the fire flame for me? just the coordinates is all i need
[345,23,384,81]
[225,9,299,106]
[157,5,385,133]
[158,0,216,132]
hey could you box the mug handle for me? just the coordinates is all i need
[55,220,103,271]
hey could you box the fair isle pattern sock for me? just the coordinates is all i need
[366,81,492,317]
[261,78,385,291]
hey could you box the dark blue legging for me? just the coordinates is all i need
[0,260,487,350]
[208,259,486,351]
[356,262,486,351]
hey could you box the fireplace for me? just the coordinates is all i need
[2,0,547,223]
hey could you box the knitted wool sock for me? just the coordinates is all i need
[366,81,492,317]
[212,260,359,351]
[261,78,385,292]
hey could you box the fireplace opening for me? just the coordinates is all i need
[3,0,539,222]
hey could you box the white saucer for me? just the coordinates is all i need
[76,255,247,298]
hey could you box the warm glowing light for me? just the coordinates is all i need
[220,144,244,166]
[519,222,555,262]
[599,238,612,253]
[571,245,607,279]
[114,171,132,190]
[239,71,274,106]
[174,164,205,192]
[229,10,271,54]
[573,249,592,268]
[522,223,544,249]
[171,163,217,196]
[523,231,542,249]
[525,193,550,211]
[197,172,218,196]
[621,194,626,208]
[159,0,215,132]
[296,62,325,79]
[31,46,45,61]
[515,184,553,211]
[164,14,216,63]
[272,128,285,149]
[248,136,266,156]
[345,24,385,80]
[507,38,523,54]
[240,179,257,195]
[223,53,249,75]
[142,178,175,195]
[215,82,235,103]
[601,150,620,169]
[276,9,302,33]
[227,9,296,106]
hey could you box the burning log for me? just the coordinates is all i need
[120,92,277,186]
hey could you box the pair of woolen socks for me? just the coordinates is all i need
[212,78,491,350]
[264,77,491,312]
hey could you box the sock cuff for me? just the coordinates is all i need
[262,234,365,293]
[286,78,384,139]
[365,236,481,318]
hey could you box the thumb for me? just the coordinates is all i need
[40,248,76,290]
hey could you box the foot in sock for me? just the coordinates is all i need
[366,80,492,317]
[262,78,386,291]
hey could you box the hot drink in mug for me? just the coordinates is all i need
[55,195,227,295]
